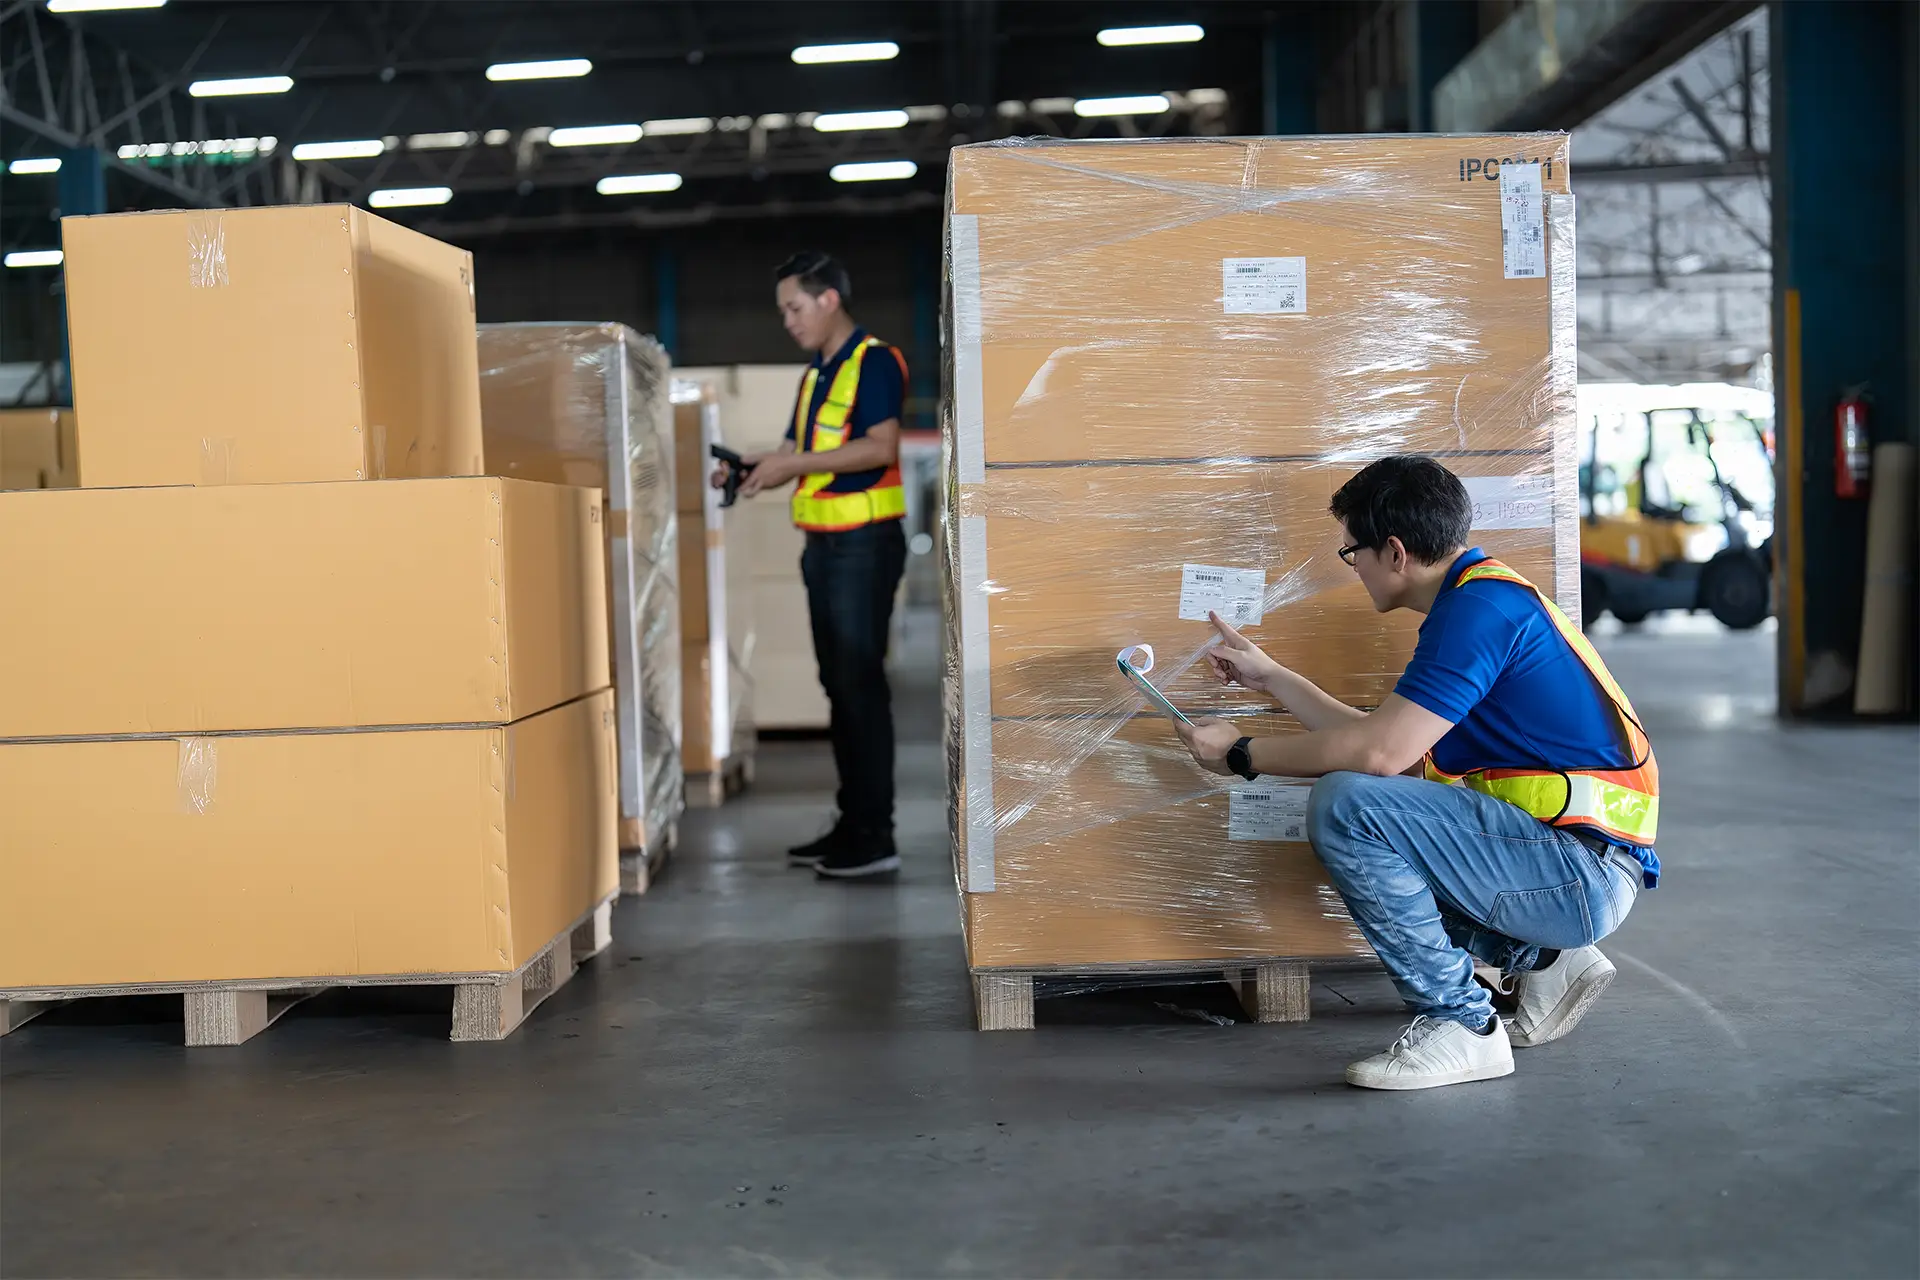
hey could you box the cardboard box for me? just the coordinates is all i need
[0,690,617,990]
[0,408,79,490]
[62,205,483,488]
[944,135,1578,973]
[476,322,682,858]
[0,477,606,739]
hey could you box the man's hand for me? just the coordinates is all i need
[739,452,801,497]
[1174,716,1240,776]
[1204,611,1288,696]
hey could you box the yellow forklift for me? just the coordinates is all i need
[1579,406,1774,630]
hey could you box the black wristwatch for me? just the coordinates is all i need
[1226,736,1258,782]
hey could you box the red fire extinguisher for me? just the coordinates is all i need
[1835,388,1872,499]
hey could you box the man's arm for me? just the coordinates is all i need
[1175,694,1454,780]
[1203,611,1363,731]
[738,420,897,495]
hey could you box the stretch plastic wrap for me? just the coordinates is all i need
[478,322,683,867]
[942,135,1579,975]
[671,378,757,773]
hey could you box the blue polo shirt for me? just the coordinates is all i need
[783,328,906,496]
[1396,548,1661,886]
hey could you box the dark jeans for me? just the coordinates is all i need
[800,520,907,833]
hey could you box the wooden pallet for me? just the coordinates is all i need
[685,749,755,809]
[619,820,676,895]
[0,897,614,1046]
[970,958,1314,1031]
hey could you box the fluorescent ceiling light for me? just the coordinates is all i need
[47,0,166,11]
[115,136,275,160]
[8,157,62,174]
[291,138,385,161]
[813,109,909,132]
[547,123,643,147]
[370,186,453,208]
[408,131,477,150]
[640,117,713,136]
[1073,94,1170,117]
[791,41,899,64]
[483,129,512,146]
[188,75,293,97]
[486,58,592,81]
[597,172,683,195]
[830,160,917,183]
[5,250,64,268]
[1097,24,1204,46]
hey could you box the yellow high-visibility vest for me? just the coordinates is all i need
[1422,558,1661,847]
[789,336,906,533]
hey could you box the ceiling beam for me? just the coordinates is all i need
[1575,158,1768,184]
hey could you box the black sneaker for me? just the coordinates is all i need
[814,834,900,880]
[787,821,850,867]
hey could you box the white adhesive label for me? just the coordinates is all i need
[1222,257,1306,314]
[1500,163,1546,279]
[1179,564,1266,624]
[1464,474,1555,530]
[1228,784,1311,842]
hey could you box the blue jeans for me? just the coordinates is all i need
[800,521,907,832]
[1307,772,1642,1028]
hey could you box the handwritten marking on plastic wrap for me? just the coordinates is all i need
[1221,257,1306,315]
[1228,784,1310,842]
[176,737,218,815]
[185,212,228,288]
[1178,564,1265,625]
[1464,474,1554,530]
[1499,162,1546,280]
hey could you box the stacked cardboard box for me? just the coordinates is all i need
[476,322,683,891]
[671,379,755,789]
[0,207,617,1017]
[943,136,1579,988]
[0,408,79,490]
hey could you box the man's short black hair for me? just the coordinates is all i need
[775,250,852,305]
[1328,456,1473,565]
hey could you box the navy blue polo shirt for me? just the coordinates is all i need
[783,328,906,495]
[1396,548,1661,886]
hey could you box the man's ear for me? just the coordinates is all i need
[1383,535,1409,571]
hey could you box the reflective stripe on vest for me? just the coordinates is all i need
[790,336,906,532]
[1421,559,1661,846]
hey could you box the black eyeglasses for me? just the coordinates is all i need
[1338,543,1363,566]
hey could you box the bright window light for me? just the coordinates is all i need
[47,0,166,11]
[291,139,386,161]
[813,109,909,132]
[1097,25,1204,47]
[640,117,714,136]
[188,75,294,98]
[791,41,899,65]
[5,250,64,269]
[486,58,592,81]
[370,186,453,208]
[407,131,477,150]
[547,124,643,147]
[1073,94,1171,117]
[830,160,917,183]
[8,157,62,174]
[597,172,683,195]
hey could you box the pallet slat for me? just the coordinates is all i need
[971,958,1319,1031]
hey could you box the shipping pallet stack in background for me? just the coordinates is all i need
[477,322,685,894]
[0,206,619,1045]
[672,379,758,806]
[943,135,1581,1030]
[0,407,79,491]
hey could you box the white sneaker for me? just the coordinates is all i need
[1509,946,1616,1048]
[1345,1015,1515,1091]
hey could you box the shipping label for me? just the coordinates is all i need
[1463,474,1555,530]
[1500,162,1546,280]
[1228,784,1311,842]
[1179,564,1266,625]
[1222,257,1306,315]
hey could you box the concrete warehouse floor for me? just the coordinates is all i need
[2,613,1916,1279]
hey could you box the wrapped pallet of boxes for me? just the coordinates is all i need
[0,407,79,490]
[672,378,757,804]
[942,136,1579,1030]
[0,207,617,1046]
[477,322,684,893]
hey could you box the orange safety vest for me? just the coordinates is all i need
[1422,558,1661,847]
[789,336,907,533]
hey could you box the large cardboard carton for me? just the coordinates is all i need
[0,690,617,990]
[943,135,1578,974]
[0,477,606,739]
[476,322,682,863]
[62,205,483,488]
[0,408,78,490]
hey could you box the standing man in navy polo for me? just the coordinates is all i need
[721,251,909,879]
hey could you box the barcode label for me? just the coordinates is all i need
[1500,163,1546,280]
[1179,563,1266,624]
[1228,784,1311,842]
[1222,257,1306,314]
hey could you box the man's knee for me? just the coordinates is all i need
[1307,771,1386,859]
